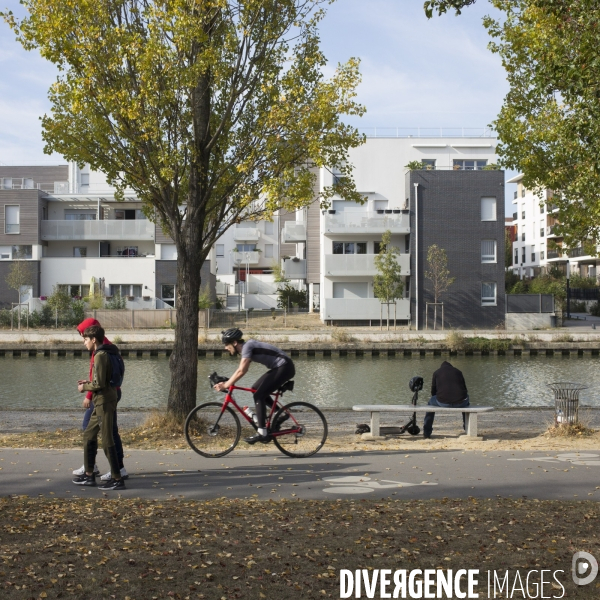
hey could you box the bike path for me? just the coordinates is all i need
[1,447,599,501]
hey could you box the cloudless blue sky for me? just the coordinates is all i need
[0,0,516,211]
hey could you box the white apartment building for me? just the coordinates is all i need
[509,173,599,280]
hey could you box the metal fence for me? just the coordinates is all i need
[84,309,176,328]
[506,294,554,313]
[569,288,599,301]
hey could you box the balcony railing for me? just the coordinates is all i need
[323,298,410,320]
[324,253,410,276]
[568,246,587,258]
[281,258,307,279]
[547,250,562,259]
[231,250,260,265]
[281,221,306,243]
[324,211,410,235]
[233,227,260,242]
[40,219,155,241]
[546,225,560,237]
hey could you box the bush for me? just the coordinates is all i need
[569,300,587,313]
[589,301,600,317]
[277,284,308,309]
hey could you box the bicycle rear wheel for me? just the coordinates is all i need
[271,401,328,458]
[184,402,241,458]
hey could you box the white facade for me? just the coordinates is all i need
[508,173,599,280]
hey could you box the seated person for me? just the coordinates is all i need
[423,360,469,439]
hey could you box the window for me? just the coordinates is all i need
[453,159,487,170]
[514,250,519,265]
[481,282,497,306]
[264,221,274,235]
[65,210,96,220]
[481,240,497,263]
[522,211,525,219]
[264,244,273,259]
[521,188,526,197]
[115,209,136,220]
[540,227,544,238]
[332,242,366,254]
[12,245,32,259]
[421,159,436,169]
[80,173,89,187]
[117,246,138,256]
[540,204,544,214]
[521,249,526,263]
[111,284,142,298]
[161,284,175,307]
[2,178,12,190]
[481,197,496,221]
[236,244,256,252]
[216,244,224,257]
[332,282,369,299]
[5,205,19,234]
[540,251,545,260]
[57,284,90,298]
[521,233,525,242]
[531,252,536,262]
[73,247,87,257]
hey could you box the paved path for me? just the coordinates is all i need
[2,447,599,501]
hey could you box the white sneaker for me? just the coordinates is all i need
[100,467,129,481]
[73,464,99,476]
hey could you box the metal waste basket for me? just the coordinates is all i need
[548,382,587,425]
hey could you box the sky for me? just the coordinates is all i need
[0,0,516,212]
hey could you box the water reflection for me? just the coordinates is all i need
[0,354,598,410]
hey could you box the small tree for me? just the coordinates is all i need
[5,251,34,304]
[277,283,308,310]
[46,285,72,327]
[425,245,455,329]
[373,230,404,330]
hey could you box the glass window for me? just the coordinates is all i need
[374,242,386,254]
[264,221,274,235]
[65,211,96,220]
[421,159,436,169]
[80,173,89,186]
[161,284,175,307]
[132,285,142,298]
[540,251,545,260]
[264,244,273,259]
[540,228,544,238]
[73,247,87,257]
[236,244,256,252]
[521,249,526,263]
[481,282,497,306]
[514,250,518,265]
[11,245,32,259]
[5,205,19,233]
[333,242,344,255]
[454,159,488,170]
[481,197,496,221]
[521,233,525,242]
[481,240,496,263]
[344,243,355,254]
[356,242,367,255]
[531,252,536,262]
[216,244,224,257]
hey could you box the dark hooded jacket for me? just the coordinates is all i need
[81,343,120,407]
[430,361,468,405]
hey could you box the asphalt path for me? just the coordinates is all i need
[2,447,600,501]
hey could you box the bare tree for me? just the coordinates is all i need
[5,250,34,304]
[425,245,454,330]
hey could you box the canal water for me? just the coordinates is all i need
[1,354,599,411]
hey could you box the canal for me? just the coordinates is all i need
[1,354,598,411]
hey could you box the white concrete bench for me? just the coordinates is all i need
[352,405,495,439]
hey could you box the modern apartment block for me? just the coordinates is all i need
[509,173,599,280]
[0,164,215,308]
[281,131,504,327]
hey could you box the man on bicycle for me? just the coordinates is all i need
[213,328,295,444]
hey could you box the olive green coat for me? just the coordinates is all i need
[81,350,117,408]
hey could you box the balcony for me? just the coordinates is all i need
[547,251,563,260]
[323,298,410,320]
[546,225,561,238]
[41,219,155,241]
[281,257,307,279]
[281,221,307,243]
[324,253,410,276]
[233,226,260,242]
[324,211,409,235]
[231,250,260,265]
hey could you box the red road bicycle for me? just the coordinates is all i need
[184,372,328,458]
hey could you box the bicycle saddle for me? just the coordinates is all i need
[278,380,294,394]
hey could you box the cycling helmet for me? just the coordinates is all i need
[221,328,243,344]
[409,376,424,392]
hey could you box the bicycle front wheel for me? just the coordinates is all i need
[184,402,241,458]
[271,401,328,458]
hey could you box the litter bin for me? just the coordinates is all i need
[548,382,587,425]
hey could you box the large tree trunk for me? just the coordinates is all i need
[166,232,203,420]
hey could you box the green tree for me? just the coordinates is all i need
[505,227,513,270]
[425,0,600,254]
[373,230,404,330]
[276,283,308,310]
[3,0,365,418]
[5,251,34,304]
[424,244,455,330]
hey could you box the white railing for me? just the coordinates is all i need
[359,127,495,138]
[233,227,260,242]
[41,219,155,240]
[231,250,260,264]
[281,258,307,279]
[324,253,410,276]
[324,211,410,234]
[281,221,307,243]
[323,298,410,320]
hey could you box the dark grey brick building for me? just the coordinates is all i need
[407,170,506,329]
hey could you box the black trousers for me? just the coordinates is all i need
[252,361,296,428]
